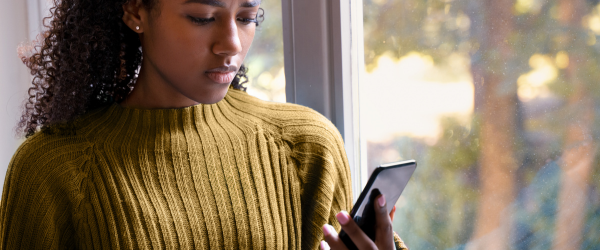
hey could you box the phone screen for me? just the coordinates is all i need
[340,160,417,250]
[351,160,417,218]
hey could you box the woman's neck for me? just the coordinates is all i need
[120,64,200,109]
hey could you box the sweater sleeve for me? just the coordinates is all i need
[0,138,80,250]
[394,231,409,250]
[284,112,353,250]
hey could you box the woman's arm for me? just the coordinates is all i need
[0,138,80,249]
[281,107,353,249]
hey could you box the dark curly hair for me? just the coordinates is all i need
[18,0,264,137]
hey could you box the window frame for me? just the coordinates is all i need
[281,0,366,201]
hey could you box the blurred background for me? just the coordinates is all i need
[2,0,599,249]
[0,0,49,198]
[360,0,600,249]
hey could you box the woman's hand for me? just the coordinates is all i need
[321,195,396,250]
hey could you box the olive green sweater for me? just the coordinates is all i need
[1,89,354,249]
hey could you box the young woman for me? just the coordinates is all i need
[0,0,407,249]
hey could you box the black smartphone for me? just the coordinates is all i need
[339,160,417,250]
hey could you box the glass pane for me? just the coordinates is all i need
[360,0,600,249]
[244,1,286,103]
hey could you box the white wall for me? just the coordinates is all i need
[0,0,39,196]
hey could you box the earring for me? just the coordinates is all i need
[135,26,140,31]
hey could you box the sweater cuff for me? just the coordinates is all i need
[393,231,409,250]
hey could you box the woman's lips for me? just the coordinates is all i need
[206,71,236,84]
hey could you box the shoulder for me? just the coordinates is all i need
[3,104,111,198]
[225,89,343,146]
[1,131,91,248]
[4,129,92,194]
[12,123,92,163]
[2,131,91,217]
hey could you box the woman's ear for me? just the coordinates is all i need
[122,0,145,33]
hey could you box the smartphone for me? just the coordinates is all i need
[339,160,417,250]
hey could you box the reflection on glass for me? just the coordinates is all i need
[244,1,286,102]
[361,0,600,249]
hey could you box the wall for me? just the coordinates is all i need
[0,0,39,196]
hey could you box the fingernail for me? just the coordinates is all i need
[322,224,335,236]
[336,211,350,225]
[320,240,331,250]
[378,195,386,207]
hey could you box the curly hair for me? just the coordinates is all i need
[18,0,264,137]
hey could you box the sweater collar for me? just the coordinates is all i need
[78,89,251,140]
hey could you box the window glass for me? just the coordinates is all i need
[361,0,600,248]
[244,1,286,102]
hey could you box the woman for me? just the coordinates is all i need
[1,0,407,249]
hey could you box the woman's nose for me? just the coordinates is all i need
[212,20,243,57]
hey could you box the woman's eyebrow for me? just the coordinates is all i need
[240,0,260,8]
[184,0,225,7]
[183,0,261,8]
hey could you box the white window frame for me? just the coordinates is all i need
[281,0,366,201]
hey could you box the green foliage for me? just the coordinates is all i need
[362,0,472,71]
[363,0,600,248]
[582,190,600,248]
[389,117,480,249]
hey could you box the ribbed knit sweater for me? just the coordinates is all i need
[0,89,354,249]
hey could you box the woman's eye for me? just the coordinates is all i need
[237,17,258,25]
[188,16,215,25]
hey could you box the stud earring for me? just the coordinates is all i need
[135,26,140,31]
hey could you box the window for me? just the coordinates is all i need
[360,0,600,248]
[244,0,286,102]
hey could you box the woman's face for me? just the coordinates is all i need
[135,0,260,105]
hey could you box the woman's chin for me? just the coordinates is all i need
[188,85,231,105]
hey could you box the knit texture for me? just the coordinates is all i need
[0,89,353,249]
